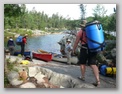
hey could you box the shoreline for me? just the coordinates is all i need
[4,29,66,39]
[31,31,64,37]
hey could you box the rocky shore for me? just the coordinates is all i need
[4,55,116,88]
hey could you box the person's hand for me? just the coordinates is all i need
[72,50,77,56]
[72,50,75,55]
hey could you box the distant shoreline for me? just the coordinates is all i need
[4,29,65,39]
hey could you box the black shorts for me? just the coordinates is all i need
[88,51,98,65]
[78,44,98,65]
[78,44,88,65]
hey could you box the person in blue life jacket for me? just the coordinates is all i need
[72,20,100,87]
[7,37,15,55]
[65,39,73,65]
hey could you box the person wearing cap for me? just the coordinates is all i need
[72,20,100,87]
[65,39,72,65]
[21,34,28,57]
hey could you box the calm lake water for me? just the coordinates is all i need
[26,34,64,54]
[5,34,65,54]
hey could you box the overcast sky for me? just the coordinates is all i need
[25,4,116,20]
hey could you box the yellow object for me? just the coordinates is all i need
[106,67,116,75]
[20,60,30,65]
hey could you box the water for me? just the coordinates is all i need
[24,34,64,54]
[4,33,65,54]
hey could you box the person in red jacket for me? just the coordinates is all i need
[21,34,27,57]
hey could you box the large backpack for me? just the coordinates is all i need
[16,36,23,45]
[85,21,105,52]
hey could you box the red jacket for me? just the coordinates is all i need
[22,37,27,44]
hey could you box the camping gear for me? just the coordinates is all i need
[20,60,30,65]
[14,51,32,60]
[99,64,116,77]
[32,52,52,62]
[106,67,116,75]
[99,64,107,76]
[85,20,105,52]
[16,36,23,45]
[14,51,32,56]
[24,55,32,61]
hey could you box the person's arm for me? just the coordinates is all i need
[73,35,80,51]
[73,30,83,52]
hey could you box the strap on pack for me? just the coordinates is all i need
[86,36,105,51]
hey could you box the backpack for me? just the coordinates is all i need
[16,36,23,45]
[85,21,105,52]
[99,64,116,77]
[24,55,32,61]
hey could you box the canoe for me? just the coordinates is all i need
[38,49,78,64]
[32,52,52,62]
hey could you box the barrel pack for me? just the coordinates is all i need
[85,20,105,52]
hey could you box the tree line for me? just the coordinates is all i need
[4,4,71,31]
[4,4,116,35]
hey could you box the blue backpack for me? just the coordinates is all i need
[16,36,23,45]
[99,64,107,76]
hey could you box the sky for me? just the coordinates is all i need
[25,4,116,20]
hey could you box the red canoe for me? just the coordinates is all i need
[32,52,52,62]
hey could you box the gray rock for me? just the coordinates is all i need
[39,67,94,88]
[19,82,36,88]
[7,71,19,82]
[10,79,23,86]
[50,73,72,88]
[29,67,40,77]
[34,72,46,84]
[40,67,53,79]
[74,83,95,88]
[7,71,23,86]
